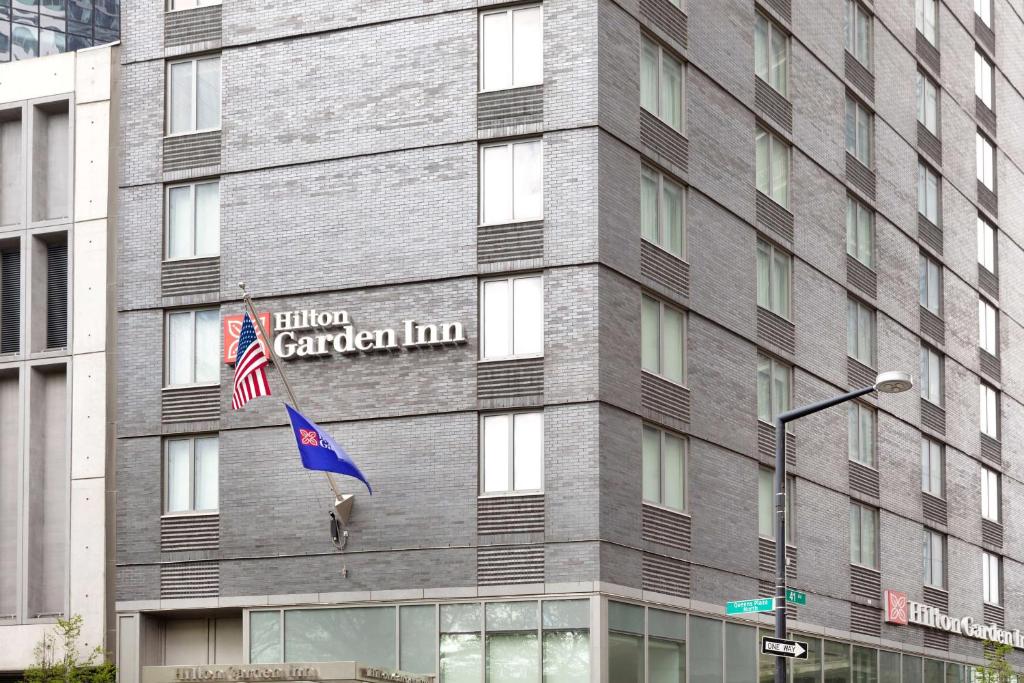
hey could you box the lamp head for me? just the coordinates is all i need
[874,371,913,394]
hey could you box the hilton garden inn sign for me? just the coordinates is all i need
[223,309,467,364]
[885,590,1024,649]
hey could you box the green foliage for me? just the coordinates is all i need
[23,614,116,683]
[975,641,1015,683]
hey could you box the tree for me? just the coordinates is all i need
[975,641,1016,683]
[23,614,116,683]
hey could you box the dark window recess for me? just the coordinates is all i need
[0,248,20,354]
[45,242,67,349]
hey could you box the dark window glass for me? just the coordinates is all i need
[39,0,63,17]
[12,8,36,24]
[67,0,90,22]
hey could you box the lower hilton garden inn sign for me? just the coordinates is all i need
[885,590,1024,649]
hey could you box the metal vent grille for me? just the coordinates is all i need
[978,267,999,300]
[984,603,1004,627]
[164,4,221,48]
[846,255,876,299]
[847,357,875,391]
[161,514,219,551]
[478,495,544,535]
[755,78,792,133]
[849,461,879,498]
[642,503,691,551]
[982,519,1003,549]
[757,307,795,356]
[922,493,947,527]
[923,628,948,650]
[160,561,218,598]
[846,154,876,201]
[477,545,543,586]
[0,248,20,354]
[162,257,220,298]
[922,585,948,611]
[980,350,1000,382]
[915,32,940,75]
[980,434,1001,466]
[755,191,793,243]
[918,215,943,254]
[641,371,690,425]
[162,385,220,423]
[919,307,944,345]
[977,182,998,217]
[920,400,945,436]
[642,553,690,598]
[757,421,795,468]
[45,243,67,349]
[850,603,880,637]
[478,86,543,130]
[639,0,687,49]
[478,221,543,264]
[850,564,880,601]
[641,240,689,300]
[640,109,688,173]
[917,123,942,166]
[477,358,543,401]
[844,52,874,100]
[164,131,222,173]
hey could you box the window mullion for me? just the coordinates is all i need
[508,415,515,492]
[189,184,197,257]
[188,438,196,511]
[507,277,516,356]
[191,60,199,131]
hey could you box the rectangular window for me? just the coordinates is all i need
[755,127,790,208]
[167,309,220,386]
[641,165,685,258]
[0,246,20,354]
[980,382,998,439]
[757,353,791,423]
[846,196,874,268]
[922,528,944,588]
[166,180,220,259]
[917,162,939,224]
[921,437,943,497]
[975,50,994,108]
[643,425,686,511]
[754,12,788,96]
[977,216,996,272]
[849,502,878,568]
[486,602,539,681]
[480,5,543,92]
[441,604,482,681]
[481,411,543,494]
[976,132,995,190]
[167,55,221,135]
[480,139,543,224]
[845,0,872,66]
[916,71,938,135]
[847,298,875,367]
[915,0,937,44]
[979,298,998,355]
[481,274,543,360]
[983,552,1000,604]
[165,435,219,513]
[641,36,685,133]
[45,240,67,350]
[648,609,685,683]
[847,402,876,468]
[756,239,791,319]
[919,254,941,315]
[758,467,794,542]
[975,0,992,26]
[919,345,943,405]
[169,0,220,8]
[981,467,1000,521]
[845,96,872,165]
[642,295,686,385]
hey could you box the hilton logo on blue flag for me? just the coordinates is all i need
[285,404,372,494]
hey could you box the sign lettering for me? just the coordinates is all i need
[884,589,1024,649]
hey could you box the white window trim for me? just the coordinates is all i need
[923,528,944,588]
[919,345,943,407]
[164,308,220,388]
[163,435,219,515]
[165,55,222,137]
[920,253,942,316]
[983,551,1001,605]
[758,469,795,543]
[757,239,792,320]
[975,0,992,27]
[641,34,687,134]
[642,424,689,514]
[756,127,791,208]
[975,51,994,109]
[757,353,792,426]
[166,0,222,12]
[976,132,996,190]
[918,162,940,225]
[977,216,997,273]
[755,11,790,98]
[981,467,1000,522]
[478,410,544,496]
[850,502,879,569]
[847,298,876,368]
[642,294,687,387]
[848,402,876,470]
[921,438,944,499]
[979,298,998,356]
[916,71,939,136]
[478,4,544,94]
[915,0,938,46]
[846,96,873,166]
[641,165,687,260]
[980,383,999,439]
[478,139,544,226]
[479,274,544,362]
[845,0,872,67]
[846,196,874,269]
[164,179,220,261]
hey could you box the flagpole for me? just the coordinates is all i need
[238,282,343,501]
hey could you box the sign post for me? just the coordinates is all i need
[761,636,809,660]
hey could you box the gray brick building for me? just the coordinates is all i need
[113,0,1024,682]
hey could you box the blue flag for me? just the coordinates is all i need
[284,404,372,494]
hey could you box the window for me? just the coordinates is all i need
[846,196,873,268]
[849,502,878,568]
[754,12,788,96]
[648,609,685,683]
[480,139,543,224]
[479,5,543,92]
[481,412,542,494]
[847,298,875,367]
[983,552,1000,605]
[165,435,218,513]
[977,216,996,272]
[975,0,992,27]
[922,529,944,588]
[980,382,998,439]
[979,298,998,355]
[167,309,219,386]
[919,254,941,315]
[976,132,995,190]
[166,180,220,259]
[756,239,791,318]
[917,162,939,224]
[609,603,644,683]
[641,165,685,258]
[921,437,943,497]
[915,0,937,45]
[847,402,876,467]
[643,425,686,511]
[975,50,993,108]
[169,0,219,9]
[845,96,872,165]
[844,0,871,66]
[916,71,938,135]
[981,467,1000,521]
[642,295,686,384]
[755,127,790,208]
[167,55,220,135]
[641,36,685,132]
[481,275,543,360]
[919,345,943,405]
[758,467,794,542]
[486,602,539,681]
[757,353,791,423]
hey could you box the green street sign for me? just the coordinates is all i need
[786,589,807,605]
[726,598,775,615]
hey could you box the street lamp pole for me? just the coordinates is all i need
[773,371,913,683]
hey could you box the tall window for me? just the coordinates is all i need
[481,275,543,360]
[980,382,999,439]
[167,55,220,135]
[975,0,992,27]
[846,196,874,268]
[847,403,876,468]
[480,139,543,224]
[979,298,998,355]
[641,165,685,258]
[975,50,994,108]
[919,345,943,405]
[915,0,937,45]
[917,162,939,224]
[845,96,872,165]
[754,12,788,96]
[481,412,543,494]
[983,552,1000,605]
[167,309,219,386]
[166,180,219,259]
[922,529,944,588]
[757,353,791,423]
[921,437,943,497]
[641,36,685,133]
[847,298,875,367]
[642,295,686,384]
[758,468,794,542]
[165,435,219,513]
[977,216,996,272]
[981,467,1000,521]
[919,254,941,315]
[849,502,878,569]
[845,0,871,66]
[479,5,543,92]
[916,71,938,135]
[643,425,686,511]
[755,127,789,208]
[976,132,995,190]
[756,239,791,319]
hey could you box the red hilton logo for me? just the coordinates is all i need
[223,312,272,364]
[884,590,909,625]
[299,429,320,447]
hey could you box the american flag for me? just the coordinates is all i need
[232,312,271,410]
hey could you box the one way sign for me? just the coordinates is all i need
[761,636,808,659]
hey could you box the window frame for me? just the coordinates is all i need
[975,50,994,109]
[916,70,939,135]
[640,164,687,259]
[979,297,998,356]
[977,216,997,273]
[920,437,944,498]
[981,466,1000,522]
[164,179,220,261]
[915,0,938,46]
[164,308,220,388]
[755,126,791,209]
[641,294,687,386]
[846,297,876,368]
[758,467,795,543]
[917,161,940,225]
[478,4,544,93]
[163,434,219,514]
[757,352,792,424]
[642,424,688,513]
[754,11,789,97]
[167,0,221,10]
[845,95,873,166]
[849,502,879,569]
[980,382,999,439]
[919,253,942,316]
[919,344,943,406]
[922,528,945,588]
[479,410,544,496]
[479,138,544,226]
[847,401,876,469]
[756,238,792,320]
[844,0,872,67]
[975,0,992,27]
[165,55,222,136]
[976,131,996,191]
[983,551,1001,605]
[846,196,874,269]
[479,274,544,362]
[640,34,686,134]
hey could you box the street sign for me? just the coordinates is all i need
[761,636,808,659]
[786,588,807,605]
[726,598,774,615]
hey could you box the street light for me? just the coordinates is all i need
[772,371,913,683]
